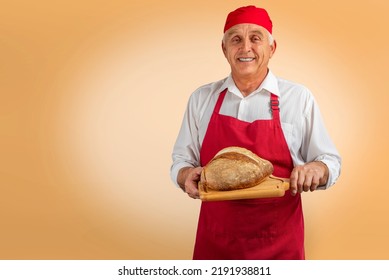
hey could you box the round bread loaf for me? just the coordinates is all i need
[200,146,274,191]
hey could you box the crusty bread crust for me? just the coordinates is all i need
[201,147,274,191]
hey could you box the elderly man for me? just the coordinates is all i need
[170,6,341,260]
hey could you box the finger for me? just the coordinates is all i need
[191,187,200,199]
[303,173,314,192]
[185,183,199,196]
[193,166,203,176]
[190,167,203,183]
[310,175,320,192]
[302,169,321,192]
[184,171,201,199]
[296,169,306,194]
[289,169,298,196]
[186,188,200,199]
[187,192,199,199]
[184,168,201,187]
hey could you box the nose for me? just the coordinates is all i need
[241,37,251,52]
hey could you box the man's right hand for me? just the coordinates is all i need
[177,167,203,199]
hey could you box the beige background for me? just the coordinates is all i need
[1,0,388,259]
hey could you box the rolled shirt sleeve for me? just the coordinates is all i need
[170,94,201,187]
[300,95,342,189]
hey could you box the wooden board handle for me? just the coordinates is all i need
[199,176,290,201]
[269,175,290,190]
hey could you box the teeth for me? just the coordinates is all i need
[239,58,254,62]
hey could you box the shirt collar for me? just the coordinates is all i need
[220,70,280,97]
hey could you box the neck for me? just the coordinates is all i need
[232,69,268,97]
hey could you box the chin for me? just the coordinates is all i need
[236,69,257,77]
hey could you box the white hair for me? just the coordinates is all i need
[268,32,274,46]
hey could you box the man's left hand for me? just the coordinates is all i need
[289,161,329,196]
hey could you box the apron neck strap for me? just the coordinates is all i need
[214,89,228,113]
[270,93,280,120]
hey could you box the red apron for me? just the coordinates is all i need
[193,89,305,260]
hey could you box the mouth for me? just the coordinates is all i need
[238,57,255,62]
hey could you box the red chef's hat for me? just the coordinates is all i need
[224,5,273,34]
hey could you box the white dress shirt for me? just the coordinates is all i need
[170,70,341,189]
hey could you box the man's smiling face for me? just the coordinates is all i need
[222,23,276,81]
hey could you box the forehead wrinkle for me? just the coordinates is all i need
[225,25,266,39]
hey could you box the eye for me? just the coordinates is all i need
[251,36,262,42]
[231,36,241,43]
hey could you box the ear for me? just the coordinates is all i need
[269,40,277,58]
[221,41,227,58]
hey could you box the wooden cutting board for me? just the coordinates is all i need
[199,176,290,201]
